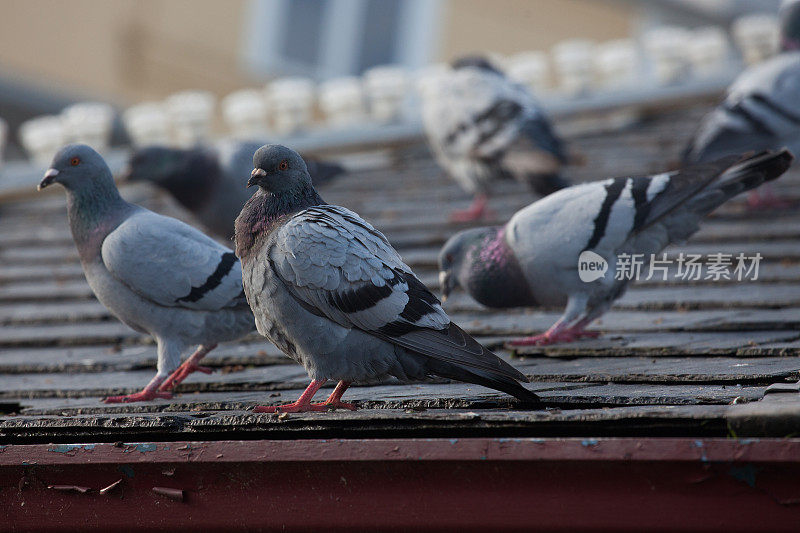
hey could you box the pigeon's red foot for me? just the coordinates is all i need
[509,328,600,346]
[746,191,792,210]
[158,344,216,392]
[102,390,173,403]
[449,194,493,222]
[159,362,213,392]
[252,379,356,413]
[253,400,357,413]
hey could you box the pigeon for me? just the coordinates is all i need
[234,144,538,412]
[781,0,800,52]
[420,55,569,222]
[123,141,346,239]
[439,150,792,345]
[38,144,255,402]
[683,3,800,209]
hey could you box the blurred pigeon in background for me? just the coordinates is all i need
[234,144,538,412]
[439,150,792,345]
[683,2,800,209]
[123,141,346,239]
[39,144,255,402]
[420,56,569,222]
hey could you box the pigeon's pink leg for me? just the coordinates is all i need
[103,374,172,403]
[449,194,494,222]
[254,380,357,413]
[508,317,600,346]
[746,186,792,210]
[313,380,357,411]
[159,344,216,392]
[254,379,326,413]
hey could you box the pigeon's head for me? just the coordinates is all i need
[438,227,495,302]
[451,55,503,76]
[781,0,800,51]
[249,144,311,193]
[122,146,190,186]
[38,144,111,192]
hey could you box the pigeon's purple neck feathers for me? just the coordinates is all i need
[461,227,537,308]
[234,184,325,259]
[65,176,133,262]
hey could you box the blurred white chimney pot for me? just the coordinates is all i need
[19,115,67,167]
[732,14,779,65]
[318,77,367,128]
[363,65,409,123]
[643,27,692,85]
[552,39,596,96]
[596,39,639,88]
[266,77,315,135]
[164,90,216,147]
[687,27,730,76]
[61,102,115,152]
[123,102,171,147]
[507,51,550,94]
[222,89,269,139]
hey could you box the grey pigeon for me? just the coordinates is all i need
[234,144,537,412]
[683,4,800,208]
[439,150,792,345]
[421,55,569,222]
[123,141,346,239]
[39,144,255,402]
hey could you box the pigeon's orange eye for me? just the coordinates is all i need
[278,160,288,171]
[70,157,81,166]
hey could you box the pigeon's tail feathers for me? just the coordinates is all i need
[426,358,540,404]
[629,150,793,251]
[524,172,570,197]
[686,149,793,214]
[389,322,529,384]
[716,148,792,194]
[307,159,346,187]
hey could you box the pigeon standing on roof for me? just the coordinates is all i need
[123,141,346,239]
[420,55,569,222]
[39,144,255,402]
[439,150,792,345]
[683,2,800,208]
[234,144,538,412]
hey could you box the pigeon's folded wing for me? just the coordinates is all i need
[685,53,800,162]
[101,211,245,310]
[272,205,525,381]
[426,70,538,160]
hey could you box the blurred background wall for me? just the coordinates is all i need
[0,0,782,158]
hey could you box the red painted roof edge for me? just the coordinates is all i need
[2,437,798,466]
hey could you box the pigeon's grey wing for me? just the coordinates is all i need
[424,69,527,160]
[554,152,788,258]
[101,210,245,311]
[507,157,737,262]
[272,205,526,381]
[684,53,800,163]
[515,112,567,163]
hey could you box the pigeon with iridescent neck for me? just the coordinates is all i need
[420,55,569,222]
[439,150,792,345]
[234,144,538,412]
[39,144,255,402]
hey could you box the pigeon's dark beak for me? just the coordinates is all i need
[439,270,453,303]
[37,168,59,191]
[248,168,267,188]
